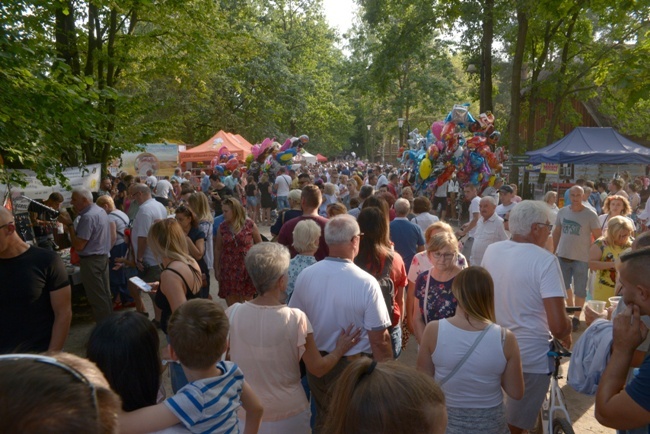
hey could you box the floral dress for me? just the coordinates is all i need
[286,254,317,302]
[218,219,256,299]
[414,269,457,324]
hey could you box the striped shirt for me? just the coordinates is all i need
[165,361,244,434]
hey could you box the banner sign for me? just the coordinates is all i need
[115,144,179,177]
[0,163,102,210]
[540,163,560,174]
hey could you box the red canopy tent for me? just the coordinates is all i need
[316,153,328,163]
[179,130,253,163]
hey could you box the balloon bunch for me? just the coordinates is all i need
[402,103,508,192]
[244,134,311,178]
[210,141,240,175]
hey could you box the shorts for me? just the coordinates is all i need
[505,372,551,430]
[558,258,589,298]
[432,196,447,211]
[246,196,258,207]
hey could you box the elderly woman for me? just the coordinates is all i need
[411,196,439,232]
[227,243,360,434]
[406,222,467,334]
[270,189,302,239]
[412,232,463,344]
[599,194,634,233]
[589,215,634,304]
[214,197,262,306]
[148,218,202,392]
[286,220,320,302]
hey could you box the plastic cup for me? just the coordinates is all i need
[608,296,621,309]
[587,300,606,313]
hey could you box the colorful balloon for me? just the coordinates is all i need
[431,121,445,141]
[419,158,433,179]
[276,148,297,164]
[441,122,457,141]
[226,159,239,171]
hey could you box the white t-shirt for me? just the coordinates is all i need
[145,175,158,189]
[131,198,168,266]
[482,240,566,373]
[447,179,460,193]
[289,258,391,355]
[495,202,516,220]
[468,196,481,237]
[470,213,508,266]
[410,212,439,233]
[376,174,388,190]
[274,174,292,197]
[434,181,448,198]
[154,179,173,199]
[227,303,312,421]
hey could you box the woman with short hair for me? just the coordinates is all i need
[411,196,439,232]
[286,220,320,302]
[227,243,359,434]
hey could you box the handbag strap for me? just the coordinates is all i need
[439,323,494,386]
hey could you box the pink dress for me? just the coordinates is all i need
[218,218,256,298]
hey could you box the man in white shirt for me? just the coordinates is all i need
[144,169,157,191]
[273,167,292,211]
[470,196,508,266]
[433,180,448,220]
[457,183,481,265]
[289,215,392,429]
[496,185,517,231]
[482,200,572,434]
[154,177,173,207]
[128,184,167,321]
[374,166,388,191]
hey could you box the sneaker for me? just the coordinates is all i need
[572,316,580,332]
[112,300,123,311]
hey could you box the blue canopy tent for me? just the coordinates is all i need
[526,127,650,164]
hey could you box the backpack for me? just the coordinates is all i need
[377,254,395,324]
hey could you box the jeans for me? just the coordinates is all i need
[276,195,289,211]
[166,335,189,393]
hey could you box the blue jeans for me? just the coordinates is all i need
[277,195,289,211]
[389,325,402,359]
[558,258,589,298]
[166,335,189,393]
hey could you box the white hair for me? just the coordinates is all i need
[480,196,497,206]
[394,198,411,216]
[245,243,291,295]
[325,214,359,245]
[292,220,321,253]
[509,201,552,236]
[72,187,93,203]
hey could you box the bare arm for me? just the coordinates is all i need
[48,286,72,351]
[118,403,180,434]
[109,221,117,248]
[241,380,263,434]
[591,227,603,241]
[136,236,148,271]
[395,284,405,324]
[412,296,427,344]
[405,281,416,334]
[415,321,438,376]
[160,271,188,313]
[552,225,561,253]
[213,229,223,279]
[460,212,479,236]
[65,225,89,252]
[588,242,613,271]
[186,236,204,261]
[596,305,650,429]
[368,329,392,362]
[501,329,524,400]
[544,296,572,346]
[252,223,262,244]
[302,327,361,378]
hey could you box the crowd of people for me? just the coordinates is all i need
[2,158,650,433]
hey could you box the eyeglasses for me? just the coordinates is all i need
[536,222,553,230]
[432,252,456,261]
[0,222,14,230]
[351,232,364,242]
[0,354,98,414]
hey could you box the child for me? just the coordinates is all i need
[119,299,263,434]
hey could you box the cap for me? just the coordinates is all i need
[499,185,514,194]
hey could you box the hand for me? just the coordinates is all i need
[559,333,572,350]
[149,281,160,293]
[584,304,607,327]
[334,324,363,354]
[136,259,145,272]
[57,213,72,226]
[612,304,649,354]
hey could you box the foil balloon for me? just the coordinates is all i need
[251,144,261,159]
[226,159,239,172]
[245,154,254,166]
[436,140,445,152]
[453,146,464,159]
[445,104,476,127]
[280,138,292,152]
[469,152,485,170]
[477,144,491,157]
[431,121,445,141]
[470,172,480,185]
[218,146,230,157]
[419,158,433,180]
[214,165,225,175]
[478,111,495,129]
[466,135,486,150]
[428,145,439,160]
[426,129,434,146]
[445,135,458,154]
[210,156,220,169]
[488,174,496,186]
[276,148,297,164]
[488,131,501,146]
[441,122,457,141]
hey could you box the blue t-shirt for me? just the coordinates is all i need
[625,355,650,433]
[389,219,425,273]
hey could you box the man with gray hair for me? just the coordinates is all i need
[482,201,572,434]
[390,198,425,273]
[348,185,374,218]
[552,185,601,331]
[58,187,113,322]
[470,196,508,266]
[289,214,392,430]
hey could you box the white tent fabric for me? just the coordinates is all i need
[300,151,317,164]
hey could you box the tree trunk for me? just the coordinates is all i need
[480,0,494,113]
[54,1,80,76]
[507,6,527,184]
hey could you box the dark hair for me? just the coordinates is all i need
[413,196,431,214]
[362,195,390,222]
[359,185,374,200]
[209,173,219,181]
[349,197,361,209]
[175,205,199,229]
[87,312,161,411]
[355,207,391,275]
[302,185,322,208]
[48,192,64,203]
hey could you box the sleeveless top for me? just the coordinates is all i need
[155,261,201,334]
[432,319,507,408]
